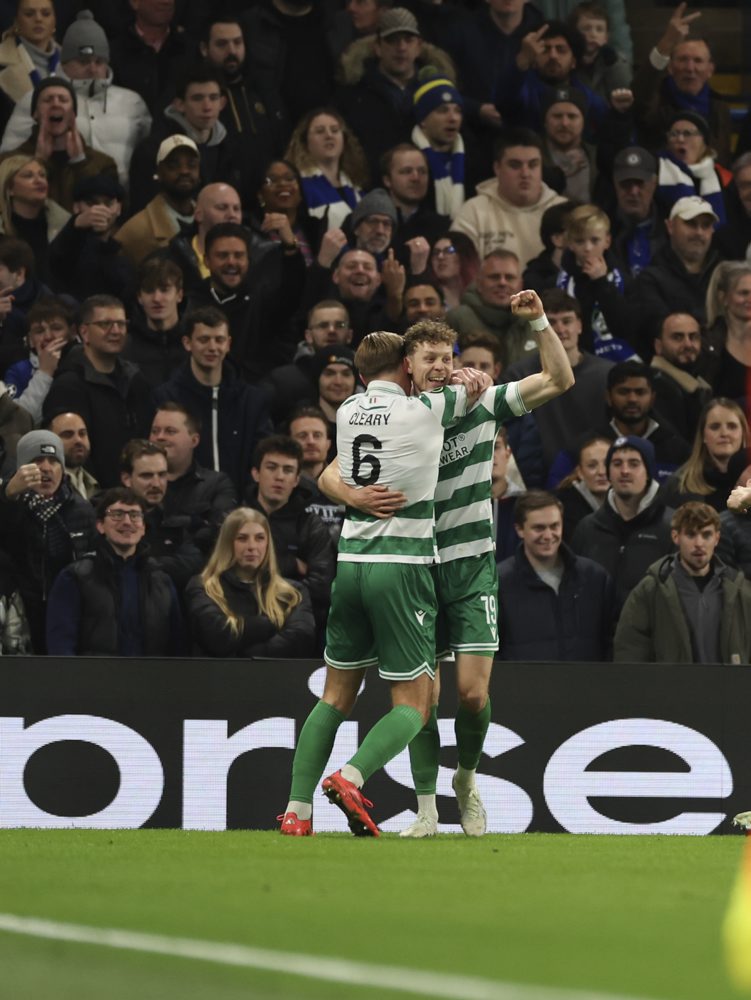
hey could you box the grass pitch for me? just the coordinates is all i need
[0,829,745,1000]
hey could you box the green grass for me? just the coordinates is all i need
[0,830,746,1000]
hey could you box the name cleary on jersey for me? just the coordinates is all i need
[440,431,470,466]
[348,412,391,426]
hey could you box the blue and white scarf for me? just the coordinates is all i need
[300,169,361,231]
[411,124,465,220]
[657,152,725,225]
[557,266,638,362]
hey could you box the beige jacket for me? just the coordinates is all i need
[115,194,180,268]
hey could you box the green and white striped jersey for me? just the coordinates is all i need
[337,380,467,563]
[435,382,528,562]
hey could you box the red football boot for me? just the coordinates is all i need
[278,812,314,836]
[321,770,380,837]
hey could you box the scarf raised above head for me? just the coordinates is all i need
[411,124,465,221]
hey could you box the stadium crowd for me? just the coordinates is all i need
[0,0,750,664]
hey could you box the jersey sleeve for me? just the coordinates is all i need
[417,385,468,428]
[477,381,529,423]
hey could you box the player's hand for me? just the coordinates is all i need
[317,228,348,269]
[450,367,492,400]
[352,484,408,519]
[609,88,634,113]
[510,289,544,321]
[517,24,548,71]
[656,2,701,57]
[727,483,751,513]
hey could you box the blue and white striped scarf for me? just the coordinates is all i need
[300,169,361,231]
[411,124,465,220]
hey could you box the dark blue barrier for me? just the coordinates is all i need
[0,658,748,834]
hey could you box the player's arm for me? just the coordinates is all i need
[510,289,575,410]
[449,367,493,407]
[728,482,751,513]
[318,457,407,519]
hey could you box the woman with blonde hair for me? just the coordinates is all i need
[0,0,60,118]
[284,106,367,232]
[185,508,315,658]
[0,154,68,279]
[705,261,751,403]
[661,397,749,512]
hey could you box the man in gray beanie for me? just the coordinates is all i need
[350,188,397,258]
[0,10,152,188]
[0,429,96,651]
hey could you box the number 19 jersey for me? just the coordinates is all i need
[336,380,467,564]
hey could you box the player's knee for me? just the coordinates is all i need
[458,691,488,715]
[323,692,356,714]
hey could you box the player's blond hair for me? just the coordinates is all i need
[565,203,611,239]
[354,331,405,379]
[402,319,457,356]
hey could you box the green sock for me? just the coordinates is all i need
[455,697,491,771]
[408,706,439,795]
[349,704,425,784]
[289,700,346,804]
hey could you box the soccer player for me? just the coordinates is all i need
[279,331,485,836]
[323,292,574,836]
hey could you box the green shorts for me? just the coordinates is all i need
[324,561,437,681]
[435,552,499,660]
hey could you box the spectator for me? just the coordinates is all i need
[48,173,131,300]
[0,428,96,650]
[163,180,243,295]
[0,155,69,284]
[289,405,344,538]
[0,77,119,211]
[401,279,445,328]
[628,196,720,358]
[609,146,663,278]
[304,246,388,347]
[4,296,73,423]
[335,7,453,183]
[718,506,751,581]
[0,236,53,372]
[650,311,712,442]
[300,299,353,356]
[491,425,527,562]
[566,1,631,100]
[285,106,366,232]
[150,401,237,555]
[252,161,318,269]
[497,488,615,660]
[713,152,751,262]
[128,65,240,214]
[185,506,315,658]
[0,0,61,127]
[0,9,152,187]
[119,438,203,590]
[555,434,611,540]
[522,199,576,293]
[42,294,153,487]
[446,250,529,368]
[309,346,357,441]
[245,434,335,637]
[410,68,467,219]
[46,485,183,656]
[503,288,613,471]
[455,330,502,384]
[704,261,751,406]
[115,135,200,268]
[661,398,749,513]
[452,128,566,266]
[599,360,691,482]
[153,305,272,494]
[557,203,635,363]
[428,231,478,311]
[381,143,450,261]
[47,409,98,499]
[631,6,732,166]
[540,85,595,203]
[571,434,675,614]
[0,548,30,653]
[0,374,32,474]
[108,0,188,116]
[121,256,185,388]
[538,0,633,68]
[198,14,284,201]
[348,187,397,263]
[614,501,751,663]
[187,221,305,381]
[657,110,730,224]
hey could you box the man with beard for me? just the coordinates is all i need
[116,135,201,267]
[187,221,305,380]
[198,14,284,198]
[597,360,690,484]
[47,411,99,500]
[650,312,713,443]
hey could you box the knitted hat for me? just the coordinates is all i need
[61,10,110,64]
[378,7,420,38]
[613,146,657,183]
[156,134,200,165]
[540,85,587,119]
[17,430,64,468]
[413,68,463,123]
[605,435,657,484]
[666,109,711,145]
[30,77,78,117]
[310,347,357,384]
[350,188,397,230]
